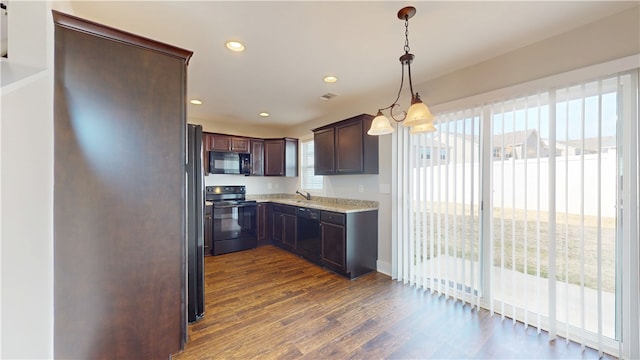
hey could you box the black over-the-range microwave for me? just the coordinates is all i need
[208,151,251,175]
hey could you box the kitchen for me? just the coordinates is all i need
[2,1,639,359]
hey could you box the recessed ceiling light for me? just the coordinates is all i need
[225,41,245,52]
[323,76,338,83]
[190,99,203,105]
[259,112,270,117]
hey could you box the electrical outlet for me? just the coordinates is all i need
[358,184,364,193]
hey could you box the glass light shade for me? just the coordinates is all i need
[367,113,394,135]
[403,101,434,127]
[409,122,437,134]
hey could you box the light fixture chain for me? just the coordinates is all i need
[404,17,410,53]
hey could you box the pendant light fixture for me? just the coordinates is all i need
[367,6,437,136]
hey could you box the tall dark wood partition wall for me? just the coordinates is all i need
[53,11,192,359]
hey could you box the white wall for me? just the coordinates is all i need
[0,1,64,357]
[189,118,287,139]
[205,173,297,195]
[424,7,640,110]
[1,73,53,359]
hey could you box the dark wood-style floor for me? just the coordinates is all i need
[173,245,611,359]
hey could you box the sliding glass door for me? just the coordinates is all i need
[394,69,638,357]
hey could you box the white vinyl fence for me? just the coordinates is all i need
[412,151,617,217]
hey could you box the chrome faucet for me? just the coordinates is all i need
[296,190,311,201]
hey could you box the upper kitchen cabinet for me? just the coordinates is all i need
[52,10,191,359]
[264,138,298,177]
[312,114,378,175]
[210,134,250,153]
[313,127,335,174]
[250,139,264,176]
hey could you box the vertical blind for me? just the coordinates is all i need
[392,70,639,358]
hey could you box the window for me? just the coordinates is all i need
[300,139,323,191]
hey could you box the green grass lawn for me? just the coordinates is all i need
[412,205,616,293]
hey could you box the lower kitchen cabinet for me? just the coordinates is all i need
[272,204,297,251]
[320,212,346,272]
[268,202,378,279]
[257,202,271,246]
[320,210,377,279]
[204,204,212,256]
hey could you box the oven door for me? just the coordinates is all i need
[212,203,257,255]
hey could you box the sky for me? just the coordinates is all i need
[431,76,625,143]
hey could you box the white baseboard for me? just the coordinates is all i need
[376,260,391,276]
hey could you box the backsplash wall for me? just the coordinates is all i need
[204,174,298,195]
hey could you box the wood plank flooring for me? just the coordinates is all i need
[173,245,612,359]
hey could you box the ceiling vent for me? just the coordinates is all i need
[320,92,338,101]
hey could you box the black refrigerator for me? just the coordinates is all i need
[186,124,205,323]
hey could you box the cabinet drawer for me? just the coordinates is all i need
[321,211,345,225]
[273,204,296,215]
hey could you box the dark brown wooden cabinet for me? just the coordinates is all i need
[320,212,346,272]
[53,10,191,359]
[257,202,271,246]
[251,139,264,176]
[272,204,296,250]
[210,134,250,153]
[313,127,335,175]
[313,114,378,175]
[320,210,378,279]
[204,204,213,255]
[202,135,295,177]
[264,138,298,177]
[268,200,377,279]
[231,137,250,153]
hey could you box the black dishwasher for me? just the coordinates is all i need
[296,207,321,264]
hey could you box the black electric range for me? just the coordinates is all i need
[205,186,257,255]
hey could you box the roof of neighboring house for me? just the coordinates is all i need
[492,129,537,147]
[436,129,539,147]
[558,136,617,152]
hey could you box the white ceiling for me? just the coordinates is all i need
[70,1,637,128]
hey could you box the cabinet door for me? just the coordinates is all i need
[264,140,284,176]
[321,222,346,272]
[231,137,250,153]
[335,120,364,174]
[257,203,267,244]
[282,214,297,249]
[211,134,231,151]
[251,139,264,176]
[284,138,298,177]
[313,128,335,175]
[272,212,284,244]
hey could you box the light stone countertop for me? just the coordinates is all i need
[247,194,378,214]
